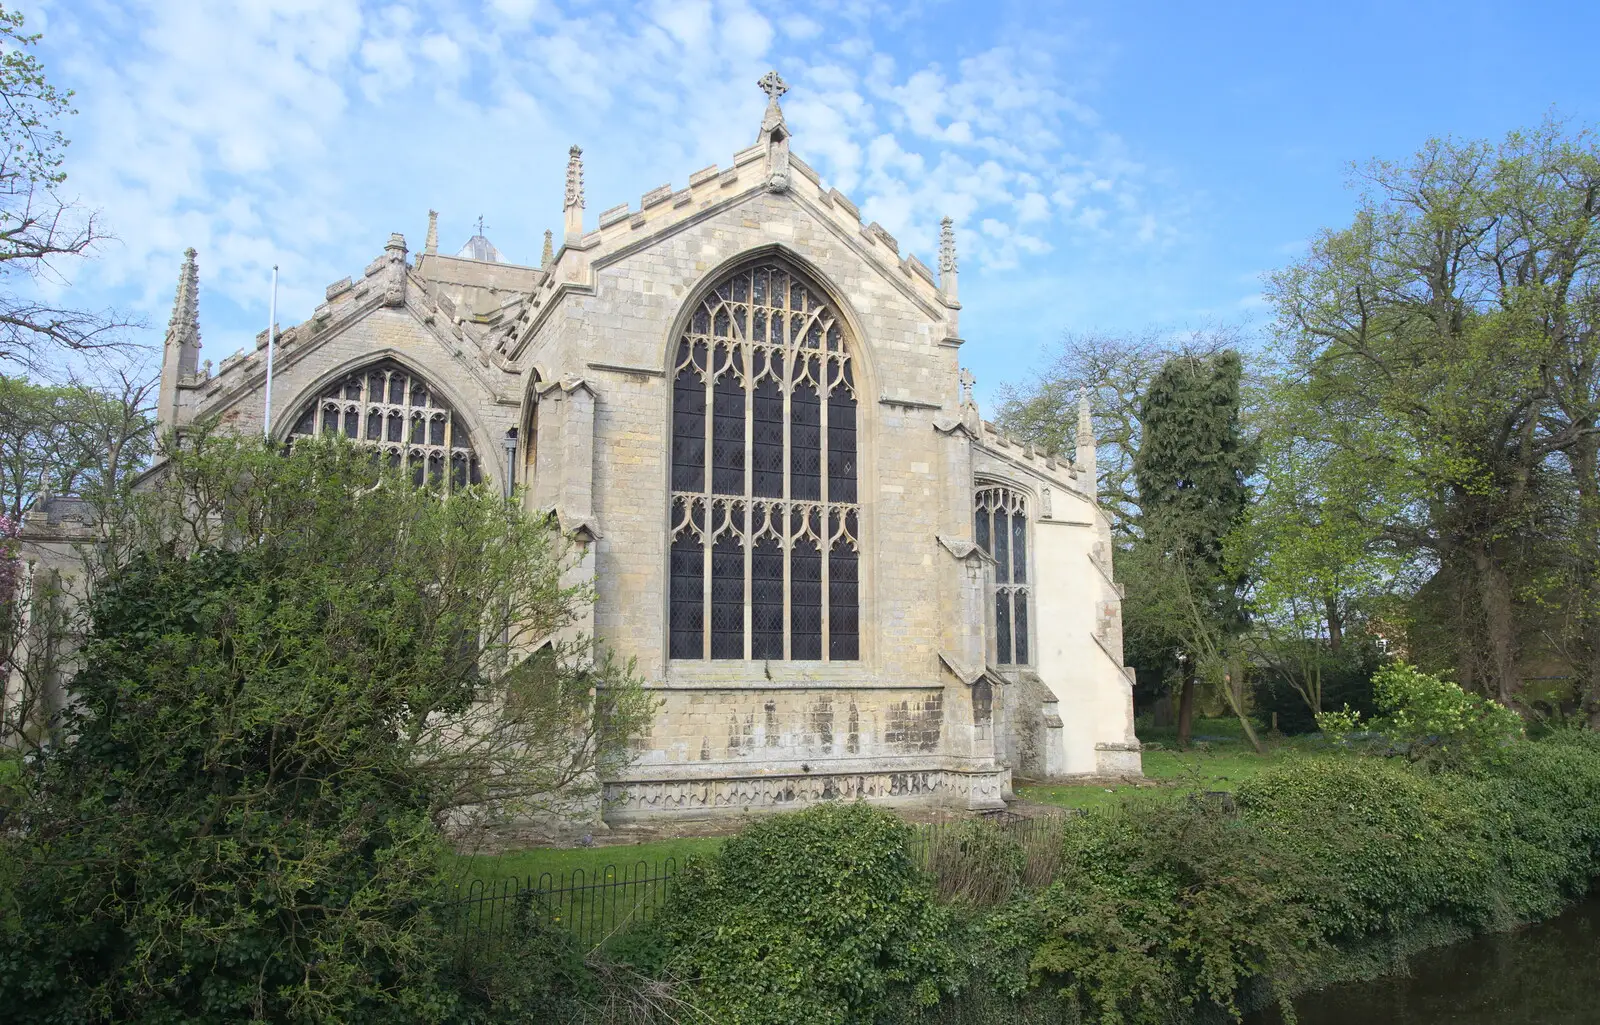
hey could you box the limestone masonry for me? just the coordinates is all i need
[9,73,1140,825]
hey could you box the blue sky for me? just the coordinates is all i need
[21,0,1600,405]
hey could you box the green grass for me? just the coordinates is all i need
[1018,718,1340,813]
[448,835,723,888]
[458,720,1345,878]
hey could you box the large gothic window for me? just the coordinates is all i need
[669,259,860,661]
[288,360,482,489]
[976,485,1029,665]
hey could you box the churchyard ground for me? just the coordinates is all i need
[468,717,1329,882]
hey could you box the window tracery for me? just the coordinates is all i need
[288,360,481,489]
[669,259,860,661]
[976,485,1030,665]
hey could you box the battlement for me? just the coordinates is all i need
[979,419,1082,487]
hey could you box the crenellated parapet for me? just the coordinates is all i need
[501,72,958,366]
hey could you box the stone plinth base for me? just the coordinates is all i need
[602,765,1011,824]
[1093,741,1144,777]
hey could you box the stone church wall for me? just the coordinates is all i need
[14,83,1141,822]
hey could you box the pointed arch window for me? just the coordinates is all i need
[287,360,481,489]
[976,485,1029,665]
[669,259,860,661]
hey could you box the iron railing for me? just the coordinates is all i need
[441,811,1074,952]
[440,856,683,953]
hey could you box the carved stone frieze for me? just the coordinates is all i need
[602,766,1010,819]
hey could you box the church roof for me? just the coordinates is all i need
[456,234,506,263]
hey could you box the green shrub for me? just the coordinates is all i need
[442,916,593,1025]
[1030,799,1317,1024]
[1466,736,1600,919]
[1316,662,1522,767]
[648,802,961,1025]
[1236,757,1502,941]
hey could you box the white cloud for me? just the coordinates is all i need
[25,0,1190,369]
[419,33,463,72]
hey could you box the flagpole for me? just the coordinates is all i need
[264,265,278,437]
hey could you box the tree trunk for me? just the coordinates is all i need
[1570,436,1600,727]
[1220,659,1265,754]
[1470,549,1519,706]
[1325,594,1343,653]
[1176,672,1196,750]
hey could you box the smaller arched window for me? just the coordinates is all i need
[287,360,481,489]
[976,485,1030,665]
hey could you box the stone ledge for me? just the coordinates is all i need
[602,766,1010,822]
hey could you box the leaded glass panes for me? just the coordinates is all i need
[712,356,745,496]
[828,508,859,660]
[668,259,860,660]
[791,377,821,501]
[710,531,746,659]
[753,375,784,498]
[671,352,706,492]
[1014,591,1030,664]
[287,360,481,489]
[669,501,705,658]
[976,485,1031,666]
[751,537,784,658]
[827,361,857,504]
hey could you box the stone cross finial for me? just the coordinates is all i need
[758,71,791,191]
[542,229,554,268]
[758,70,788,104]
[564,145,584,210]
[425,209,438,255]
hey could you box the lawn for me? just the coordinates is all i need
[448,834,723,889]
[461,719,1340,880]
[1017,718,1337,812]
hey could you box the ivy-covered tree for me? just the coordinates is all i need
[0,432,654,1023]
[1132,350,1258,748]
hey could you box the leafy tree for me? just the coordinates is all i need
[1132,351,1258,748]
[0,5,132,369]
[1226,373,1399,719]
[0,363,156,519]
[0,432,653,1022]
[1268,118,1600,712]
[994,327,1241,540]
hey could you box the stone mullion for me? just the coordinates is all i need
[781,330,793,661]
[404,373,417,479]
[819,347,832,661]
[359,371,372,442]
[702,344,715,661]
[742,302,754,662]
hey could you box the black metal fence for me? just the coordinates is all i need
[440,811,1074,953]
[440,856,684,953]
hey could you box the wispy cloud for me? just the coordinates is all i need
[28,0,1191,374]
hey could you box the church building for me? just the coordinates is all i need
[16,73,1140,822]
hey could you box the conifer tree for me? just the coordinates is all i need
[1132,351,1258,748]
